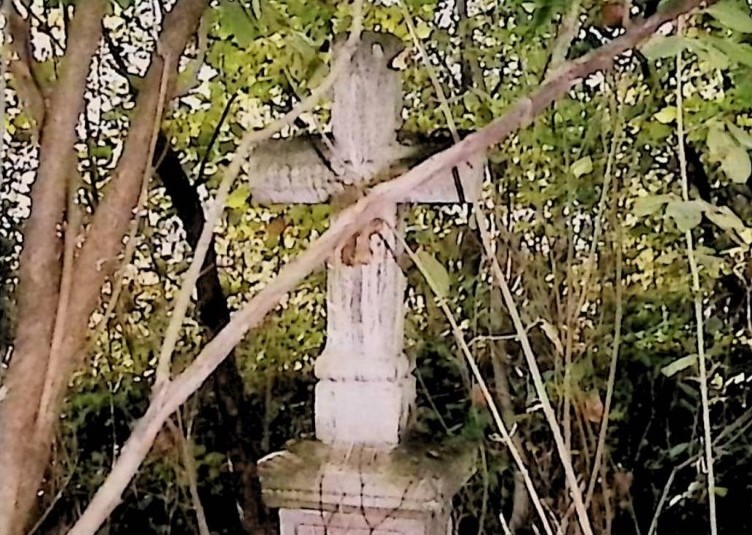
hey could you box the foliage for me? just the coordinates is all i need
[2,0,752,534]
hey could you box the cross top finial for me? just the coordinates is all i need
[331,31,405,180]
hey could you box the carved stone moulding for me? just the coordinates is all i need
[259,440,476,535]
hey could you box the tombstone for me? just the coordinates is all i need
[251,31,483,535]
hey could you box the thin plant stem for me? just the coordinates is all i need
[473,203,595,535]
[394,232,555,535]
[585,102,627,507]
[675,18,717,535]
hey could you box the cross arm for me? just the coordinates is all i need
[247,137,484,205]
[247,138,340,204]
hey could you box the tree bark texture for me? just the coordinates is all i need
[0,2,108,532]
[0,1,209,533]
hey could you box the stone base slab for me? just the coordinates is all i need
[259,440,476,535]
[279,508,448,535]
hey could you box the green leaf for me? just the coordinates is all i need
[707,125,736,159]
[633,194,673,217]
[665,200,704,232]
[415,21,432,39]
[654,107,676,124]
[571,156,593,178]
[727,123,752,149]
[538,319,563,355]
[705,125,750,183]
[220,3,257,47]
[641,35,692,60]
[721,144,751,183]
[227,185,250,209]
[416,249,450,299]
[668,443,689,459]
[707,36,752,67]
[661,355,697,377]
[705,205,747,232]
[714,486,728,497]
[707,1,752,33]
[90,145,113,159]
[694,37,730,70]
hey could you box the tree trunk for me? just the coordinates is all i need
[0,2,209,533]
[156,134,272,534]
[0,2,107,532]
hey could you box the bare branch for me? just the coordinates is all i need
[3,3,46,127]
[546,1,584,77]
[36,0,210,449]
[675,17,717,535]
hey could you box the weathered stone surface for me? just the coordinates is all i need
[280,509,444,535]
[259,440,476,515]
[247,139,484,204]
[315,378,415,446]
[279,509,450,535]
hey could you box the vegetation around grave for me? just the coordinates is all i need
[1,1,752,534]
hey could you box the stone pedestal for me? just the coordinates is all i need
[314,209,415,447]
[259,441,475,535]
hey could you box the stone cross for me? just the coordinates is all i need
[251,31,482,535]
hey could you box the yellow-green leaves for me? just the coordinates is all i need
[707,1,752,34]
[654,107,677,124]
[633,194,752,244]
[707,124,752,184]
[633,194,675,217]
[218,1,257,47]
[661,354,697,377]
[728,123,752,149]
[415,249,450,300]
[414,21,432,39]
[665,200,705,232]
[642,35,692,61]
[570,156,593,178]
[227,185,250,209]
[631,194,703,233]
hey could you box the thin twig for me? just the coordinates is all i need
[196,92,238,186]
[546,0,584,77]
[646,460,685,535]
[93,49,171,355]
[1,5,6,172]
[171,415,210,535]
[27,459,79,535]
[474,202,594,535]
[402,9,539,529]
[574,80,627,318]
[584,82,627,507]
[499,510,514,535]
[400,2,459,140]
[675,17,717,535]
[395,232,555,535]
